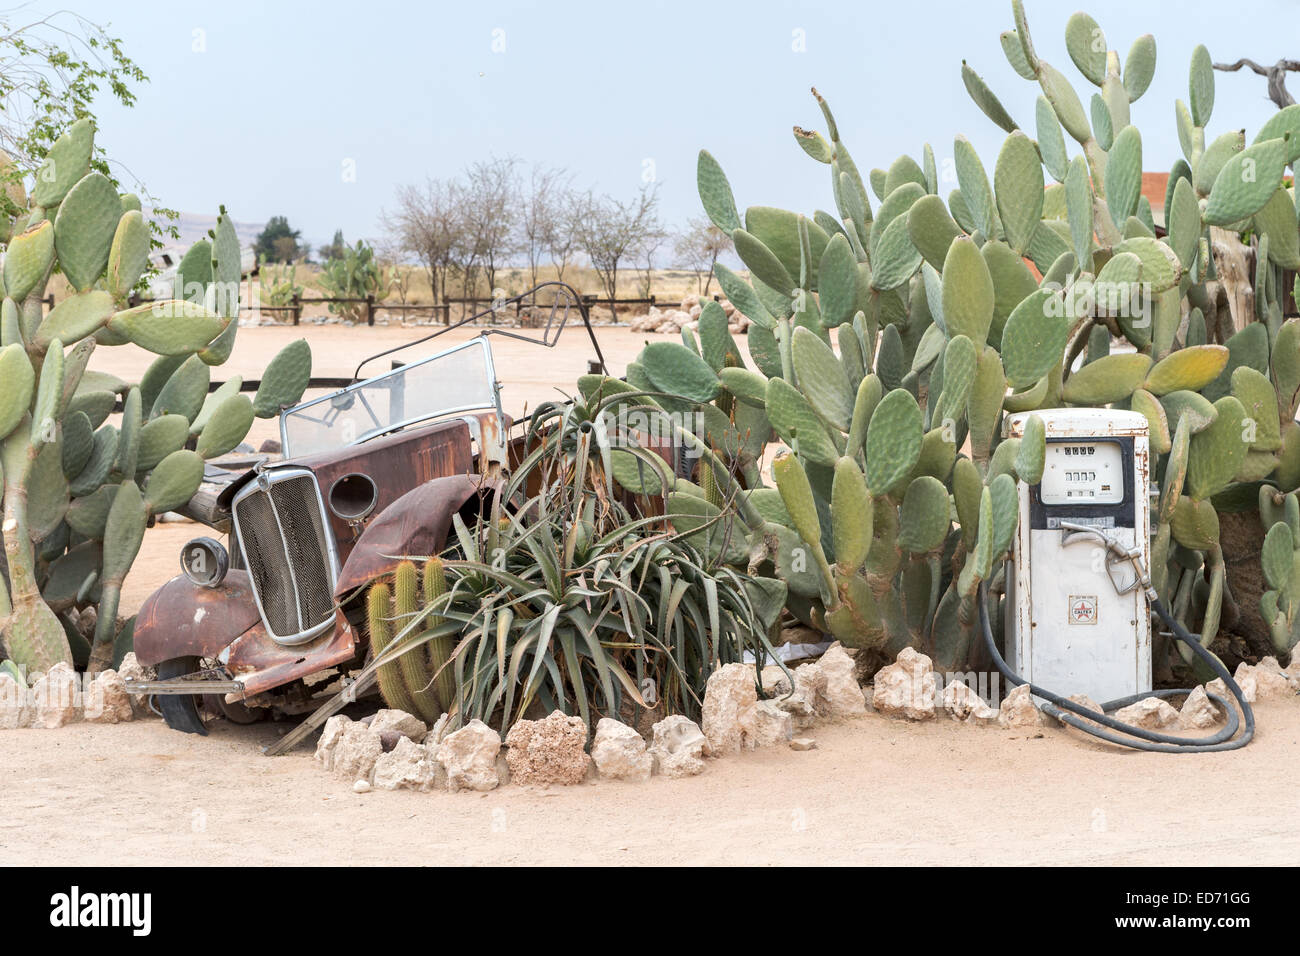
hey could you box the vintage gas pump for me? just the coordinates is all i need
[977,409,1256,753]
[1004,408,1151,703]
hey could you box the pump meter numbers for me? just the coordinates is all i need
[1039,441,1124,505]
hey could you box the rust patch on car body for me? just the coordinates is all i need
[132,571,262,666]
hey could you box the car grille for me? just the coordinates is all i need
[233,471,337,644]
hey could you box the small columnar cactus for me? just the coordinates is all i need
[366,557,455,720]
[593,1,1300,675]
[0,119,313,673]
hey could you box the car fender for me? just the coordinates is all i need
[334,473,500,600]
[132,571,262,666]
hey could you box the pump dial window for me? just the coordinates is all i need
[1039,441,1123,504]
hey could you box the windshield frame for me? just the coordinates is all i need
[277,336,502,458]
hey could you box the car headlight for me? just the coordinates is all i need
[180,536,229,588]
[328,472,378,522]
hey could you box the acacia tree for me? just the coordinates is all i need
[382,178,460,305]
[518,163,570,288]
[462,156,520,300]
[675,216,733,295]
[572,185,661,319]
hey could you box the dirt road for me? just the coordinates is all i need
[3,700,1296,866]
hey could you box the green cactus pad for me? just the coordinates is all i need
[1143,345,1229,395]
[4,220,55,303]
[988,473,1019,556]
[69,425,117,497]
[1000,288,1068,388]
[135,414,190,473]
[252,338,313,418]
[107,300,227,355]
[33,291,115,350]
[190,376,245,435]
[638,340,720,404]
[967,347,1006,463]
[0,343,35,440]
[817,233,859,327]
[792,326,853,431]
[941,237,995,349]
[107,211,151,302]
[897,475,950,554]
[1170,495,1220,550]
[771,452,823,550]
[1015,413,1047,483]
[766,376,840,466]
[718,367,768,408]
[65,483,118,538]
[1231,366,1281,452]
[144,449,204,515]
[713,264,773,329]
[953,136,996,237]
[1064,11,1107,85]
[115,387,141,479]
[151,355,210,423]
[53,172,121,292]
[1255,187,1300,269]
[196,394,254,460]
[864,388,923,496]
[1061,353,1152,405]
[1130,389,1172,455]
[1186,396,1250,500]
[697,150,741,235]
[869,215,922,292]
[61,410,94,478]
[1159,400,1216,457]
[992,132,1044,255]
[101,480,146,582]
[1204,136,1288,226]
[1112,236,1181,294]
[1261,522,1294,591]
[1203,322,1269,402]
[733,227,795,296]
[831,457,873,570]
[906,195,963,271]
[846,374,883,458]
[31,117,93,206]
[1106,126,1144,226]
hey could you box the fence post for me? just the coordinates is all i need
[366,294,375,327]
[291,291,301,326]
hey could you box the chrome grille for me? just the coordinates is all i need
[232,470,338,644]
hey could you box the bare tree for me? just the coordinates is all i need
[1214,57,1300,109]
[675,217,733,296]
[571,185,661,319]
[519,163,571,288]
[374,235,412,306]
[462,156,520,301]
[550,189,582,282]
[381,177,460,305]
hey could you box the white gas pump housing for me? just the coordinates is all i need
[1003,408,1152,704]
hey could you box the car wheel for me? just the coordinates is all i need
[156,656,209,736]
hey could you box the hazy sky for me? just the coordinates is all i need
[56,0,1300,248]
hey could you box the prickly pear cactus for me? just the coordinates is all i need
[591,1,1300,676]
[0,119,313,673]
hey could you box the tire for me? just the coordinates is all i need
[156,656,209,736]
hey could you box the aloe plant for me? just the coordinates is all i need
[362,391,788,733]
[605,1,1300,676]
[0,119,314,673]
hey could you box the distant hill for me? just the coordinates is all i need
[149,210,265,251]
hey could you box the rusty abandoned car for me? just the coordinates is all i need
[128,284,608,736]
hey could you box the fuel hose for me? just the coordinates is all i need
[976,581,1255,753]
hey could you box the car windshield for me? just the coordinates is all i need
[279,337,500,458]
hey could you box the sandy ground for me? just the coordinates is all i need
[2,700,1297,866]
